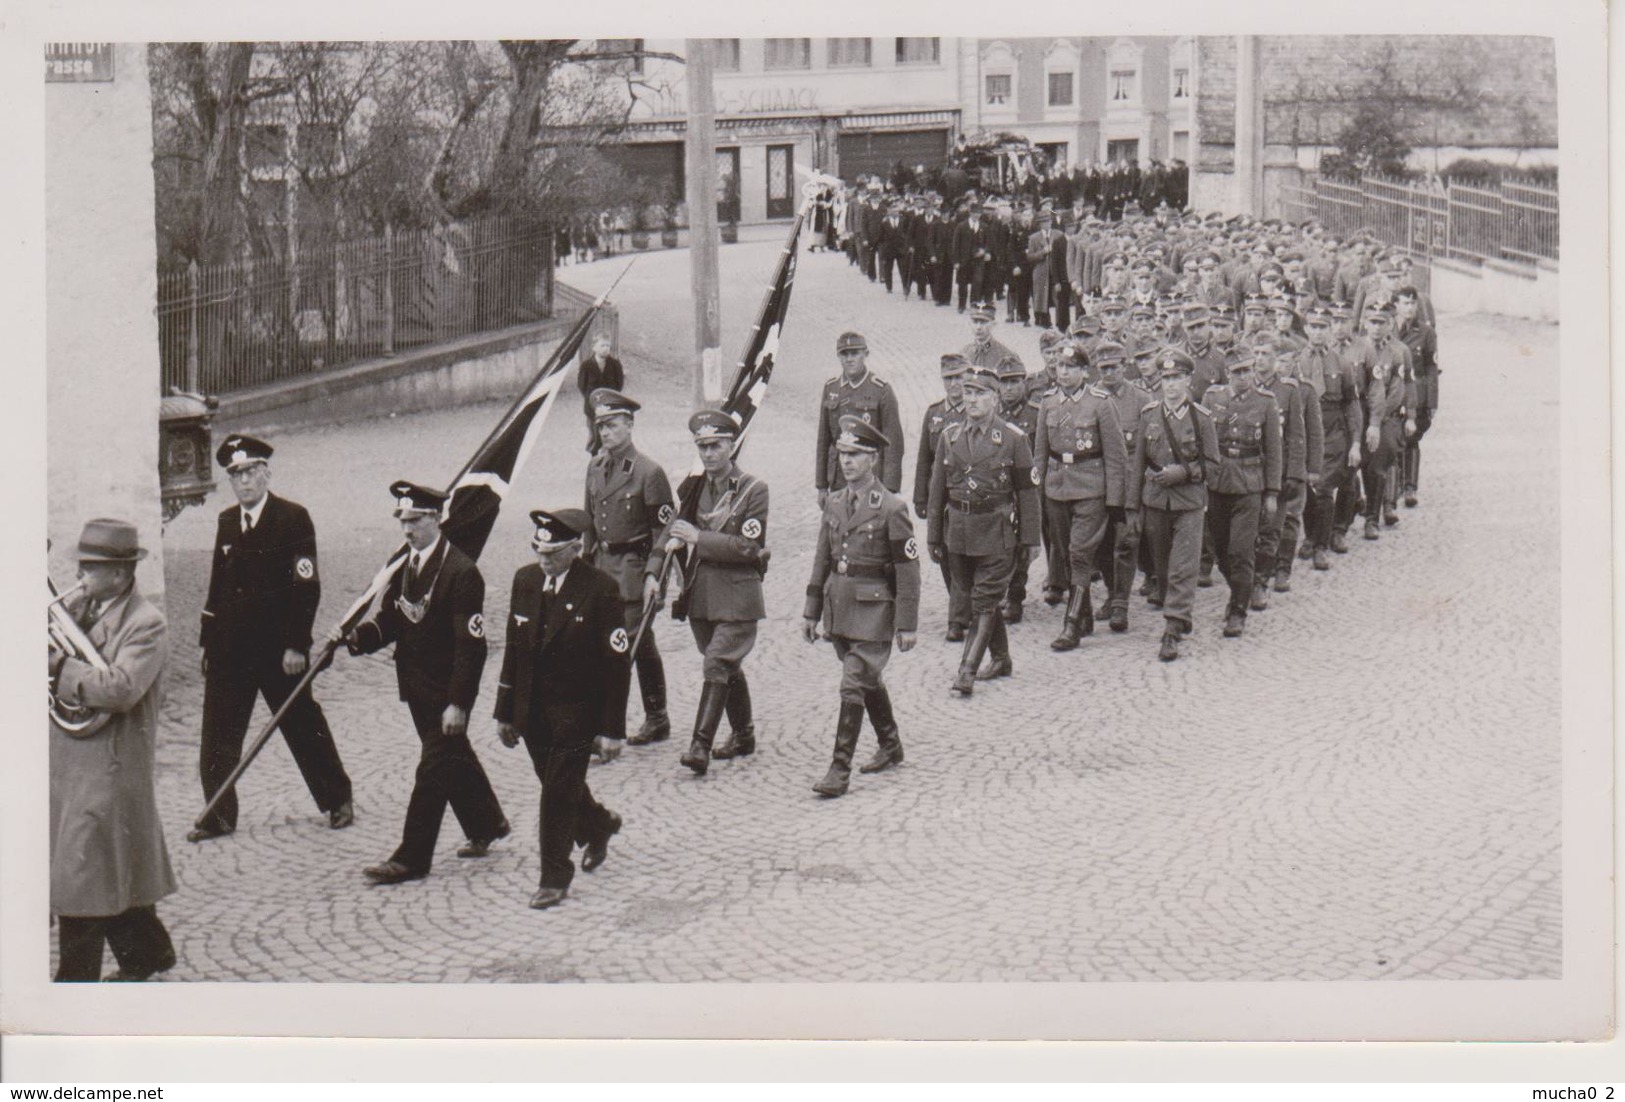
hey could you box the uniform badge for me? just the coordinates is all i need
[741,518,763,540]
[466,613,484,639]
[868,490,882,508]
[991,428,1003,445]
[222,544,232,556]
[657,504,674,525]
[295,556,315,580]
[861,411,873,424]
[1030,465,1040,485]
[609,627,630,654]
[903,537,919,560]
[514,614,530,626]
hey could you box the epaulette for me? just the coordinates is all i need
[1025,395,1044,410]
[1141,400,1160,413]
[824,375,841,387]
[1257,385,1275,397]
[1004,421,1027,437]
[873,375,890,388]
[1192,401,1211,415]
[1086,384,1110,398]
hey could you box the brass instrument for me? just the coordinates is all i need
[49,576,112,736]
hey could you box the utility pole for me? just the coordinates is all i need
[684,38,722,407]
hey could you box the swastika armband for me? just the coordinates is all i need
[466,613,484,639]
[741,517,763,540]
[893,537,919,562]
[295,555,317,582]
[1015,464,1039,490]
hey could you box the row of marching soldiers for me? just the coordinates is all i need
[903,290,1433,671]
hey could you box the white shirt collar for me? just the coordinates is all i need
[543,562,573,593]
[410,535,442,569]
[241,494,269,528]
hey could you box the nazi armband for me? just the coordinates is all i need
[890,536,921,564]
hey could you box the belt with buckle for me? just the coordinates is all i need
[835,562,889,579]
[1050,449,1101,465]
[947,496,1012,514]
[603,538,652,556]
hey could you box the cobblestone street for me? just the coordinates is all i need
[147,235,1561,984]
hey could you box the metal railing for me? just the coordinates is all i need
[158,214,561,395]
[1278,174,1558,271]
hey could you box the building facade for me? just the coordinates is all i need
[620,37,965,224]
[961,36,1192,171]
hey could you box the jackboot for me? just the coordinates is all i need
[1002,600,1023,624]
[679,681,729,776]
[951,611,997,696]
[1403,449,1420,507]
[858,687,904,774]
[1050,588,1088,651]
[976,611,1014,680]
[711,674,756,759]
[627,644,670,744]
[1158,631,1181,662]
[1080,588,1096,636]
[1250,582,1271,611]
[812,701,864,797]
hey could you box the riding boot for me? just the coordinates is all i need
[812,701,865,797]
[1050,588,1088,651]
[858,687,904,774]
[627,646,670,744]
[679,681,729,776]
[712,674,756,759]
[951,611,997,696]
[976,610,1014,680]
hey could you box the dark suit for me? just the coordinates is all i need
[349,537,506,873]
[951,218,993,309]
[494,560,629,891]
[196,493,351,835]
[576,352,625,450]
[876,216,907,292]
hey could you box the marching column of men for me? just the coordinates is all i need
[54,201,1448,966]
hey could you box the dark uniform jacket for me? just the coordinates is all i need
[1397,318,1439,414]
[200,493,322,663]
[493,560,630,743]
[1259,374,1324,483]
[1186,341,1229,403]
[1033,385,1128,505]
[576,354,625,419]
[913,398,966,515]
[349,537,487,713]
[654,465,770,622]
[960,337,1021,371]
[816,371,906,493]
[1368,337,1417,423]
[950,218,993,278]
[583,444,674,602]
[803,480,922,643]
[1295,343,1364,457]
[926,418,1042,555]
[1202,386,1284,495]
[1097,379,1152,458]
[1129,400,1221,512]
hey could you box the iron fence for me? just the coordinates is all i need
[1278,174,1558,272]
[158,214,561,395]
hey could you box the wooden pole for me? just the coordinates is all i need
[684,38,722,407]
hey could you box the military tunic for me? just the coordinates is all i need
[816,372,905,494]
[1298,342,1364,552]
[913,396,969,630]
[1096,378,1155,613]
[1033,384,1128,592]
[1001,396,1045,608]
[1128,399,1221,633]
[803,478,922,704]
[1252,375,1321,582]
[926,417,1042,615]
[1201,385,1283,615]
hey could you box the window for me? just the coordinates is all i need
[986,74,1012,105]
[895,37,940,65]
[1172,67,1190,99]
[1110,69,1135,101]
[827,38,871,67]
[764,38,811,70]
[714,39,740,72]
[1047,71,1074,107]
[300,122,340,170]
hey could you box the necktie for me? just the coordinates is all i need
[242,511,253,533]
[78,600,101,630]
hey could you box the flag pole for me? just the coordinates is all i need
[193,265,633,832]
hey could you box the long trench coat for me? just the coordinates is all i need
[50,585,177,917]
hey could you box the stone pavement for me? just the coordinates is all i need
[140,237,1560,984]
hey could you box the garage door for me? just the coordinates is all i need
[837,130,950,184]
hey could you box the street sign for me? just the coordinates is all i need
[45,43,114,83]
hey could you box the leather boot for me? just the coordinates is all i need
[1050,588,1087,651]
[1250,581,1271,611]
[712,674,756,759]
[1002,599,1023,624]
[951,611,996,696]
[1404,449,1420,507]
[858,687,904,774]
[812,701,864,796]
[1330,529,1350,554]
[679,681,728,776]
[1158,631,1180,661]
[1109,599,1128,633]
[1223,608,1246,638]
[1312,547,1331,571]
[1081,588,1096,636]
[628,645,670,744]
[945,622,967,643]
[1364,516,1380,540]
[976,610,1014,680]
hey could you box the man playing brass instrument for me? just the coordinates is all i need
[48,519,177,981]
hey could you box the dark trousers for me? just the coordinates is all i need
[911,255,932,299]
[1099,508,1140,611]
[55,905,174,982]
[197,652,353,834]
[1143,506,1204,632]
[1207,490,1263,615]
[931,259,953,305]
[879,250,902,291]
[1004,544,1031,608]
[1044,495,1110,592]
[520,731,615,891]
[1363,419,1404,517]
[861,240,877,280]
[1050,282,1072,332]
[1007,272,1031,322]
[1254,478,1305,582]
[1308,460,1354,548]
[392,699,507,874]
[621,600,666,714]
[947,548,1016,616]
[937,555,970,628]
